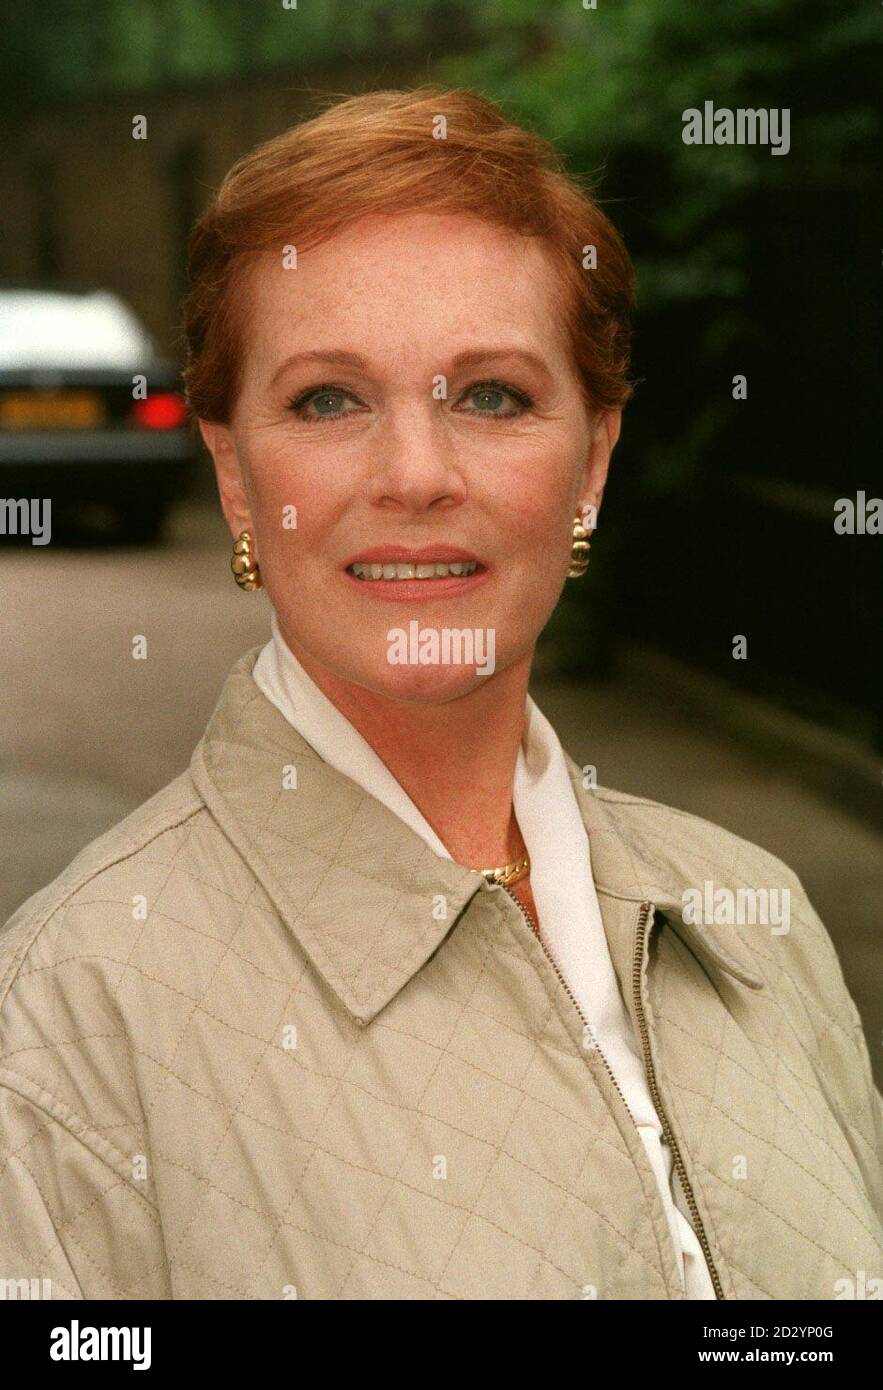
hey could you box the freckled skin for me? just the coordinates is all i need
[200,211,620,872]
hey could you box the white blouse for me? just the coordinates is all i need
[253,611,716,1299]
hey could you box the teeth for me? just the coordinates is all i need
[349,560,479,581]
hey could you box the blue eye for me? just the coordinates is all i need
[287,384,363,422]
[458,380,534,417]
[311,391,346,417]
[286,377,535,423]
[472,387,506,412]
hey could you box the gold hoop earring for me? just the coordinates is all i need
[567,514,592,579]
[231,529,262,590]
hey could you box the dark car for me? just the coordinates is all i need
[0,284,195,541]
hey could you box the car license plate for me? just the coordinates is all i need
[0,390,105,429]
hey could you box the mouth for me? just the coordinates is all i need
[341,545,487,599]
[347,559,480,581]
[343,544,483,581]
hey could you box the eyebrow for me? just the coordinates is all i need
[268,346,554,388]
[449,347,554,381]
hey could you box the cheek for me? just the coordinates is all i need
[241,438,342,558]
[498,457,578,567]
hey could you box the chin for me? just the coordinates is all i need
[357,659,499,704]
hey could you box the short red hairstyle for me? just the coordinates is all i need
[183,85,635,423]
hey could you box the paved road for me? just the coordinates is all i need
[2,500,881,1083]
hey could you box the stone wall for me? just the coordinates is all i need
[0,55,425,360]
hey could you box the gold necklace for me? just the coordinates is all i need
[479,852,530,888]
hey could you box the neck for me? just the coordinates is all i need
[281,624,531,871]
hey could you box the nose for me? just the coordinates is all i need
[367,402,466,514]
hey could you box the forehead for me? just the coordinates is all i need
[241,211,572,370]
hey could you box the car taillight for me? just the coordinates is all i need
[130,392,188,429]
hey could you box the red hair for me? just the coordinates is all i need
[183,86,635,422]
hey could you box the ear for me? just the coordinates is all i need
[198,419,253,540]
[577,409,621,528]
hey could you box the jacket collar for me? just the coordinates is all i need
[191,648,761,1026]
[562,759,764,992]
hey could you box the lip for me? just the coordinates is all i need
[342,568,489,602]
[342,543,481,568]
[341,545,489,602]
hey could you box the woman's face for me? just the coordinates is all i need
[202,211,619,702]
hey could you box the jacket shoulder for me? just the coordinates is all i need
[0,781,205,1298]
[591,783,849,1015]
[594,784,869,1055]
[0,772,206,1004]
[596,785,883,1211]
[0,774,212,1187]
[0,768,270,1058]
[593,783,802,888]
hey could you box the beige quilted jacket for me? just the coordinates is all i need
[1,647,881,1300]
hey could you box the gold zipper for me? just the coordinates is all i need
[632,901,725,1301]
[499,884,636,1128]
[500,883,725,1300]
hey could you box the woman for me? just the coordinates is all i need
[0,87,880,1301]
